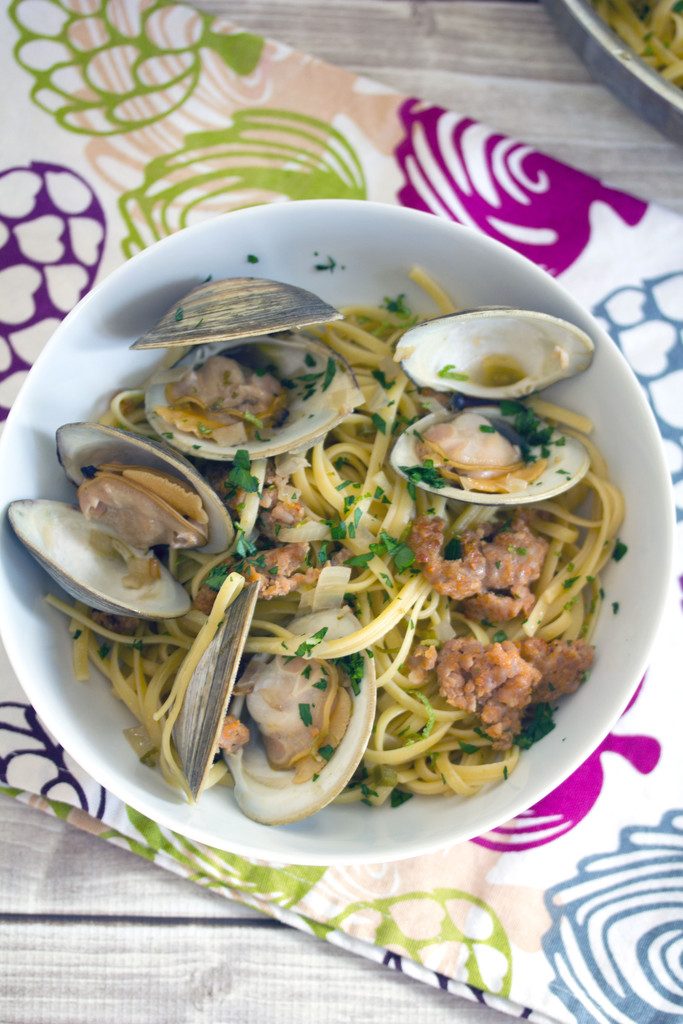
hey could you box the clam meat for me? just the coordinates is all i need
[225,608,376,825]
[144,333,363,461]
[390,405,589,505]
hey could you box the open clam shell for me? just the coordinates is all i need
[173,581,260,800]
[395,308,594,400]
[390,406,590,506]
[8,499,190,618]
[144,333,362,462]
[227,607,376,825]
[57,422,233,554]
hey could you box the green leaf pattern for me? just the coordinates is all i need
[120,109,367,256]
[9,0,263,135]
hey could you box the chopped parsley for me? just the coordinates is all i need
[294,627,328,657]
[479,424,496,433]
[390,789,413,808]
[563,576,580,590]
[371,369,394,390]
[72,629,82,640]
[161,432,174,440]
[379,530,415,572]
[98,643,110,659]
[317,542,329,566]
[415,691,436,738]
[132,639,144,651]
[322,358,336,391]
[243,411,263,429]
[373,485,385,500]
[298,703,313,727]
[174,306,184,322]
[503,765,509,780]
[227,449,259,493]
[612,539,628,562]
[314,254,337,272]
[514,702,557,749]
[246,254,259,264]
[443,537,462,561]
[344,552,374,568]
[204,564,230,592]
[437,364,469,382]
[318,744,335,761]
[334,651,364,695]
[302,666,312,680]
[458,741,479,754]
[612,601,620,614]
[382,293,411,317]
[508,545,528,556]
[313,679,328,691]
[400,461,446,494]
[234,529,258,559]
[499,399,560,463]
[370,413,387,435]
[492,630,507,643]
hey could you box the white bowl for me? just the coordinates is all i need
[0,200,673,865]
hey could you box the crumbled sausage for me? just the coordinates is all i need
[406,644,438,685]
[436,635,594,748]
[193,542,319,613]
[519,637,594,702]
[437,638,541,748]
[408,516,486,600]
[259,467,306,538]
[218,714,250,754]
[90,610,139,635]
[409,514,548,621]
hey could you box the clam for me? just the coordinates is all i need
[144,333,363,462]
[395,308,594,400]
[8,422,235,618]
[390,405,589,506]
[225,607,376,825]
[56,422,233,553]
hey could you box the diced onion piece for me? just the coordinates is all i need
[300,565,352,613]
[124,724,158,766]
[275,452,310,477]
[278,519,330,542]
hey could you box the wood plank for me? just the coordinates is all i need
[0,917,512,1024]
[0,796,260,920]
[0,798,514,1024]
[194,0,683,213]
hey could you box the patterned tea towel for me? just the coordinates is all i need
[1,3,682,1022]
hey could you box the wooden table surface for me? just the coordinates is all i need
[2,3,680,1022]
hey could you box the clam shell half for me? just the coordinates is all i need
[390,407,590,506]
[228,607,376,825]
[8,499,190,618]
[144,334,363,462]
[395,308,594,400]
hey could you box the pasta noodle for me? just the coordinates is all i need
[593,0,683,87]
[47,268,623,808]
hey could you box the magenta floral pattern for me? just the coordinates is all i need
[395,99,647,276]
[0,161,105,420]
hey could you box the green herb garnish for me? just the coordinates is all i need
[492,630,507,643]
[174,307,184,322]
[443,537,462,561]
[613,539,628,562]
[298,703,313,727]
[246,254,259,264]
[204,564,230,592]
[227,449,259,493]
[370,413,386,435]
[458,741,479,754]
[294,627,328,658]
[514,702,557,749]
[437,364,469,382]
[390,789,413,808]
[318,744,335,761]
[334,651,364,696]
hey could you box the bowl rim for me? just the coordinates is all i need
[0,199,675,864]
